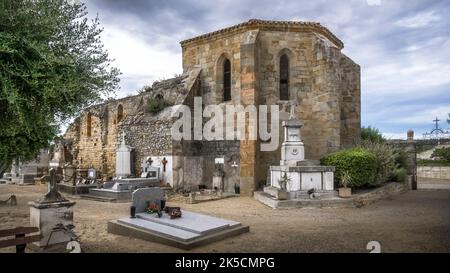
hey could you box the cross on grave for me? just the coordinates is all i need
[146,157,153,166]
[161,157,168,172]
[38,168,68,203]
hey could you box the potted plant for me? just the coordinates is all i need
[338,170,352,198]
[278,172,291,191]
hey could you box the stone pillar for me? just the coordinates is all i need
[407,129,414,141]
[406,130,417,190]
[239,30,260,197]
[280,120,305,166]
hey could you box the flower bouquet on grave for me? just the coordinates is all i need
[146,201,159,214]
[164,206,182,219]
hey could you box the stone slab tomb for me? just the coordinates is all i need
[108,188,249,249]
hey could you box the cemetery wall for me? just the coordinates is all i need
[417,166,450,180]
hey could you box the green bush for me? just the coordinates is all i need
[359,140,398,186]
[361,126,384,143]
[146,96,166,114]
[321,148,378,188]
[392,168,407,183]
[431,147,450,162]
[395,149,409,170]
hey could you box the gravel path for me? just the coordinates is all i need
[0,182,449,253]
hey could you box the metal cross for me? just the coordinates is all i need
[433,117,440,131]
[161,157,168,172]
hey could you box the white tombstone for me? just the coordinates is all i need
[280,120,305,166]
[115,133,133,178]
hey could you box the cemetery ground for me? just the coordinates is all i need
[0,180,449,253]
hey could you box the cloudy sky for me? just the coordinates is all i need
[84,0,450,139]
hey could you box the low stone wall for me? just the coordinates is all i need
[417,166,450,180]
[352,181,410,208]
[254,179,411,209]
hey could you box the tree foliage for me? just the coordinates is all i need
[0,0,120,167]
[431,147,450,162]
[361,126,384,143]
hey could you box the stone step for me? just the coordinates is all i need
[293,191,338,199]
[296,160,321,166]
[79,194,117,202]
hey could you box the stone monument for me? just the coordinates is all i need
[29,168,76,247]
[255,116,336,206]
[115,133,134,178]
[280,120,305,166]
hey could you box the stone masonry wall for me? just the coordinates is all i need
[64,73,198,180]
[417,166,450,180]
[181,24,361,193]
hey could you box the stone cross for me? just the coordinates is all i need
[39,168,67,203]
[146,157,153,166]
[161,157,168,172]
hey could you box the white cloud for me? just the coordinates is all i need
[366,0,381,6]
[395,11,441,28]
[382,132,407,140]
[389,106,450,126]
[85,0,450,137]
[100,25,182,97]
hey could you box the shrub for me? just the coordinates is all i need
[359,140,398,186]
[392,168,407,183]
[418,159,450,166]
[361,126,384,143]
[431,147,450,162]
[395,149,409,170]
[321,148,378,188]
[146,96,166,114]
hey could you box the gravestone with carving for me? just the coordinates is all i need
[29,168,76,247]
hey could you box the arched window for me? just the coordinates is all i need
[223,59,231,101]
[117,104,123,123]
[86,113,92,137]
[280,54,289,100]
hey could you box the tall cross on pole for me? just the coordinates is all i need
[433,117,440,138]
[433,117,440,131]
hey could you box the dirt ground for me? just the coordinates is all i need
[0,181,449,253]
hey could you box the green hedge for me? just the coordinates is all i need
[392,168,407,183]
[320,148,378,188]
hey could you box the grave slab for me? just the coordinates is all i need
[108,210,249,249]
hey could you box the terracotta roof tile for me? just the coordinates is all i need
[180,19,343,49]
